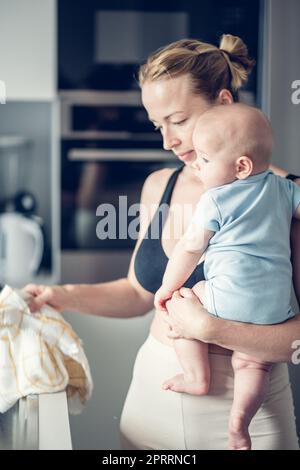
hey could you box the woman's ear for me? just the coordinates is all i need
[217,89,234,105]
[236,156,253,179]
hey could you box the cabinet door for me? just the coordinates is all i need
[0,0,56,101]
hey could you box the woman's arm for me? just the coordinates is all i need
[269,163,288,177]
[270,163,300,185]
[58,279,153,318]
[24,169,174,318]
[205,313,300,363]
[165,288,300,363]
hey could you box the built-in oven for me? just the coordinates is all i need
[60,91,178,282]
[58,2,189,92]
[58,1,259,96]
[58,1,260,283]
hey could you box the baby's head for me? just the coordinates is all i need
[192,103,274,190]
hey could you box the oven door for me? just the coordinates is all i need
[61,143,178,251]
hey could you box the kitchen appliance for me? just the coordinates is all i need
[58,1,259,96]
[0,212,44,285]
[60,90,178,252]
[0,136,45,286]
[58,3,188,91]
[0,136,32,200]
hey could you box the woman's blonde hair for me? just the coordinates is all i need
[139,34,255,102]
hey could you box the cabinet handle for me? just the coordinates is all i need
[68,148,174,162]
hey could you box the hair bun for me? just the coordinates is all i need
[219,34,255,90]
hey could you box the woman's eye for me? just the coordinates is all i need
[173,119,186,126]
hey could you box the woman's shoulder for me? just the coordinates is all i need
[141,167,178,204]
[144,167,177,187]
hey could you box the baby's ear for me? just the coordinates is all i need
[235,156,253,180]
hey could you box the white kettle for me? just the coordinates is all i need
[0,212,44,286]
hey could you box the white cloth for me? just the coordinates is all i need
[0,285,93,414]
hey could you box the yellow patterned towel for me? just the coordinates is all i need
[0,285,93,414]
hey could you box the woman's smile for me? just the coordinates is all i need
[176,150,195,162]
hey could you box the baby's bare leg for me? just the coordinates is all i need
[163,281,210,395]
[162,339,210,395]
[229,351,273,450]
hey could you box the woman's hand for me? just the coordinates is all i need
[164,288,212,341]
[294,178,300,187]
[22,284,73,313]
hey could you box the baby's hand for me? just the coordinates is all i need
[154,285,174,312]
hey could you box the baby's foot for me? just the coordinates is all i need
[228,414,251,450]
[162,374,209,396]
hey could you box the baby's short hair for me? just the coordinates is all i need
[196,103,274,168]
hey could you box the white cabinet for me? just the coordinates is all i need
[0,393,72,450]
[0,0,56,101]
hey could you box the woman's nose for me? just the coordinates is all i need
[162,130,180,151]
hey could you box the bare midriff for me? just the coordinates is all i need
[150,310,232,356]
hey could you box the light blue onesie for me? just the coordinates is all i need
[194,170,300,324]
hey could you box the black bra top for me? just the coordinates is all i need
[134,165,205,294]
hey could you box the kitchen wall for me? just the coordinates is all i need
[0,0,56,100]
[260,0,300,441]
[0,0,60,283]
[260,0,300,175]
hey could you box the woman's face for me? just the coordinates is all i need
[141,74,213,166]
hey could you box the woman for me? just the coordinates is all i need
[25,34,300,450]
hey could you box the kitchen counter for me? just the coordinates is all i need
[0,392,72,450]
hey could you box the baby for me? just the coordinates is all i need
[154,103,300,450]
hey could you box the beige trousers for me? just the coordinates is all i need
[119,334,299,450]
